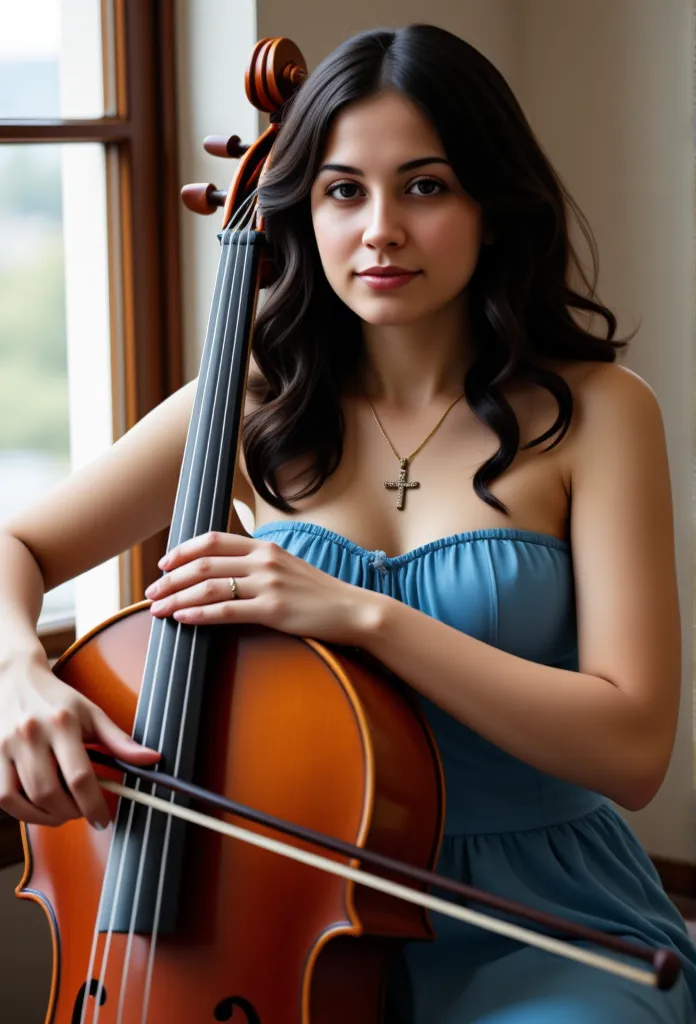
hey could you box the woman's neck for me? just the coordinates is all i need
[358,294,472,410]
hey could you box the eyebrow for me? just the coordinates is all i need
[316,156,450,176]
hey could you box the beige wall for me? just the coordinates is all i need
[257,0,520,92]
[1,2,692,1018]
[517,0,694,861]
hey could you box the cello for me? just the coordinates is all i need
[13,35,681,1024]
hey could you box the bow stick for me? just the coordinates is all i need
[87,749,681,991]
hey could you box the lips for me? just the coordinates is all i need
[358,266,419,276]
[356,267,421,291]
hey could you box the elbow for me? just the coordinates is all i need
[616,780,660,813]
[613,756,670,813]
[609,697,678,812]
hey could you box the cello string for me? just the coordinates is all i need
[84,192,257,1024]
[81,201,236,1019]
[86,214,240,1024]
[136,209,255,1024]
[101,777,661,991]
[110,209,244,1024]
[79,203,238,1022]
[120,206,254,1024]
[137,209,257,1024]
[71,222,239,1014]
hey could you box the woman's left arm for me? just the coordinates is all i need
[359,365,681,812]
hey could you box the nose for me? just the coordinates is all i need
[361,196,406,251]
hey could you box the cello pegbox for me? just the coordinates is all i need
[181,37,309,228]
[203,135,250,159]
[181,183,227,216]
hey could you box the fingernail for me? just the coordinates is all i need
[91,820,107,831]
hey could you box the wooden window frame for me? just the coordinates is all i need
[0,0,183,868]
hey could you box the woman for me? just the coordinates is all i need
[0,23,694,1022]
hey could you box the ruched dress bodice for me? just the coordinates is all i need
[254,521,696,1022]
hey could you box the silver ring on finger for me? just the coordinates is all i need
[228,577,239,600]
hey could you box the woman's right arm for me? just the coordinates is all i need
[0,377,208,829]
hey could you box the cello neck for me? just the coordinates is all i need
[100,225,263,935]
[170,227,262,548]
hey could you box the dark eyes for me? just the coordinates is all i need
[325,177,447,201]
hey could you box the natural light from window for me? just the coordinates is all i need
[0,3,119,635]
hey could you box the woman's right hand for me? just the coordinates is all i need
[0,649,160,830]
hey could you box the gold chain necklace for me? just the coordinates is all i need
[366,393,465,510]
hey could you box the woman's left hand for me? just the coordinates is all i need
[145,531,379,646]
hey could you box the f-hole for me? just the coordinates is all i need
[214,995,262,1021]
[72,979,107,1023]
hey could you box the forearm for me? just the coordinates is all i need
[0,532,48,665]
[356,593,660,810]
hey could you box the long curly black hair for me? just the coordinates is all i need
[245,24,633,514]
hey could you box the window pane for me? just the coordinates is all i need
[0,142,118,630]
[0,0,115,119]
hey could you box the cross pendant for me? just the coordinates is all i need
[384,458,420,511]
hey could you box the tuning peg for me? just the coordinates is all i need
[203,135,249,159]
[181,183,227,215]
[283,64,307,87]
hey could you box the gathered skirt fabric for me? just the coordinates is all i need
[387,802,696,1022]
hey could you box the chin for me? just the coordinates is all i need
[350,297,442,328]
[353,308,414,327]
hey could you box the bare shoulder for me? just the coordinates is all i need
[552,357,659,415]
[535,359,665,466]
[562,358,673,544]
[565,358,661,420]
[560,359,672,543]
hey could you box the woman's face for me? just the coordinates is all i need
[310,89,486,327]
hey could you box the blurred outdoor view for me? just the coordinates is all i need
[1,5,79,623]
[0,143,72,622]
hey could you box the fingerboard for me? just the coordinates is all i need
[99,229,262,933]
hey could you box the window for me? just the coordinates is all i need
[0,0,183,647]
[0,0,183,867]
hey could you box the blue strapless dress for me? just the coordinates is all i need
[254,521,696,1022]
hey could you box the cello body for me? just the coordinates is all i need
[18,603,444,1022]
